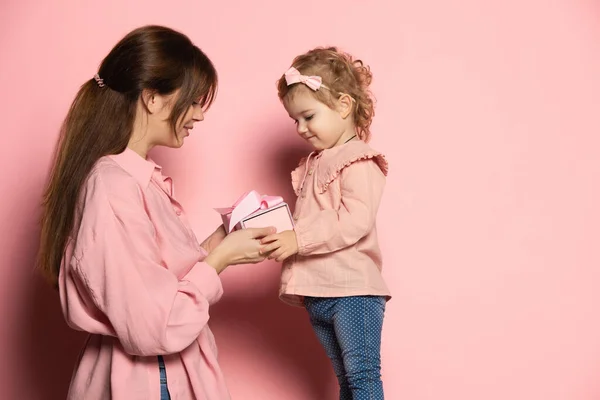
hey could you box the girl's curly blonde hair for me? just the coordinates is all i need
[277,47,375,142]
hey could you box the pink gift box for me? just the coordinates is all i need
[214,190,294,234]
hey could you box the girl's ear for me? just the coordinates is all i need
[336,93,354,119]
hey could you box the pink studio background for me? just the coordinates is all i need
[1,0,599,399]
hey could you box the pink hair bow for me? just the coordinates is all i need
[284,67,327,91]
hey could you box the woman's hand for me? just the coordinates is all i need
[260,230,299,262]
[205,226,275,273]
[199,225,227,254]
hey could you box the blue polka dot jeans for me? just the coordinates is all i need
[304,296,386,400]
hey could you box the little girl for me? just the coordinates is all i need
[260,47,391,400]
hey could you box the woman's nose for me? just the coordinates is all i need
[193,107,204,122]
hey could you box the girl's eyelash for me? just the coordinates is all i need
[292,115,315,124]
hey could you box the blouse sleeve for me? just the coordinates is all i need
[63,167,223,356]
[294,159,386,255]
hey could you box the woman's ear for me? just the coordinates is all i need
[336,93,354,119]
[141,89,158,114]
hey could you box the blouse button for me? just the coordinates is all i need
[175,210,182,216]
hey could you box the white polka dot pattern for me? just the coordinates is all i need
[305,296,386,400]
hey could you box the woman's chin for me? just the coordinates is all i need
[172,136,187,148]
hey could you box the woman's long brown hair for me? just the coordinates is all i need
[38,25,217,287]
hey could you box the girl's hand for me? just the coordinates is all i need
[199,224,227,254]
[260,230,299,262]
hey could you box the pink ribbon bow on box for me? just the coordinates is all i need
[214,190,284,233]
